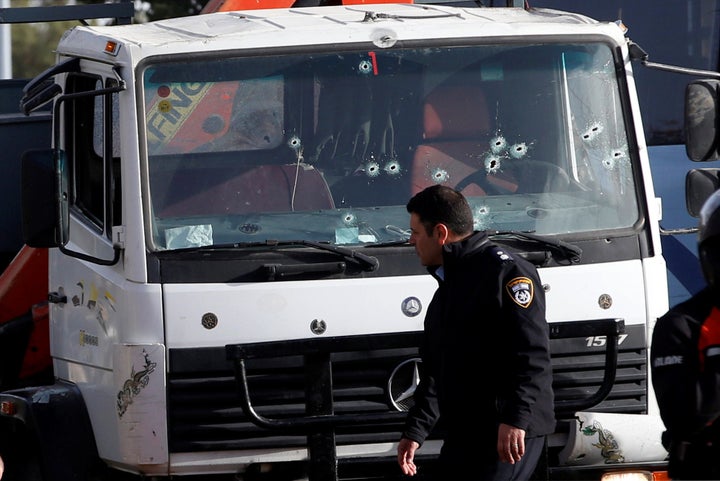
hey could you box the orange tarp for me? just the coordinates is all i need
[202,0,411,12]
[0,246,51,379]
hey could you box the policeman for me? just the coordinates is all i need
[397,185,555,480]
[651,189,720,479]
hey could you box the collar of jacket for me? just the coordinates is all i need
[427,231,490,280]
[444,230,490,259]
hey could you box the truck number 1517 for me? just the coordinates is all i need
[585,334,628,347]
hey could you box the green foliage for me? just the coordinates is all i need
[8,0,208,79]
[11,21,76,79]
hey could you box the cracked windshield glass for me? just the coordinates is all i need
[143,42,639,250]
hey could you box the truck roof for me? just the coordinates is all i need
[56,5,625,65]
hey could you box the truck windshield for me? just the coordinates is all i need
[142,42,639,250]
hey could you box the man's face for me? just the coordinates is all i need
[409,212,444,267]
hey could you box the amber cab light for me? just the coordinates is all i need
[0,401,17,416]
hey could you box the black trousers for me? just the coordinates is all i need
[428,435,546,481]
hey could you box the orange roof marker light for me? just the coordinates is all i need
[104,40,120,56]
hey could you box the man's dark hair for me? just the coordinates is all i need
[406,185,474,236]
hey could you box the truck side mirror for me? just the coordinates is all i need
[685,168,720,217]
[685,79,720,162]
[21,148,69,248]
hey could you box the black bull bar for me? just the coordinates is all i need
[225,318,624,481]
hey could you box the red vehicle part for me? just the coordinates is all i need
[201,0,411,13]
[0,246,50,383]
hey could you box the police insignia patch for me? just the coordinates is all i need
[506,277,534,308]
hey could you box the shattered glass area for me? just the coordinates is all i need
[143,42,640,250]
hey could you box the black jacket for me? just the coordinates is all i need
[402,231,556,449]
[651,287,720,446]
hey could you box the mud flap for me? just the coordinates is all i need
[0,380,103,481]
[0,312,34,390]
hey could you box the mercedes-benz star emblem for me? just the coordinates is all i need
[310,319,327,335]
[401,297,422,317]
[388,357,422,411]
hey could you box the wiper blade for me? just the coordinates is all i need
[281,240,380,272]
[384,224,411,239]
[488,230,582,264]
[171,239,379,271]
[368,239,410,247]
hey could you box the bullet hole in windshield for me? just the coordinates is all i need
[358,60,373,75]
[490,135,507,154]
[419,130,534,186]
[287,135,302,151]
[485,154,502,173]
[484,134,533,174]
[365,161,381,177]
[431,167,450,184]
[342,211,357,226]
[611,149,627,161]
[581,122,604,142]
[509,142,528,159]
[602,148,628,170]
[384,160,402,176]
[473,205,491,230]
[356,156,403,180]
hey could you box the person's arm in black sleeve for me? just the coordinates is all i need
[401,359,440,445]
[651,309,700,445]
[398,327,440,476]
[497,263,554,432]
[401,286,442,445]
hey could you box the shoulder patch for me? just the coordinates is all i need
[505,276,534,308]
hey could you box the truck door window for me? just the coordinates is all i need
[65,74,121,237]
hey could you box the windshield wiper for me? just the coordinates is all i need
[488,230,582,264]
[175,239,380,272]
[259,240,379,281]
[278,240,380,272]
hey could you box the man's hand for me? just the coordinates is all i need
[397,438,420,476]
[497,423,526,464]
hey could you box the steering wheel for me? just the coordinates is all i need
[455,160,570,195]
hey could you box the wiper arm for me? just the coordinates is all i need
[488,230,582,264]
[172,239,379,271]
[278,240,380,272]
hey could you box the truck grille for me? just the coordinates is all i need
[168,346,416,453]
[167,323,646,453]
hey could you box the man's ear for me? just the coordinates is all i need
[435,224,450,245]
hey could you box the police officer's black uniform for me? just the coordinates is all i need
[401,230,556,480]
[652,288,720,480]
[651,190,720,480]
